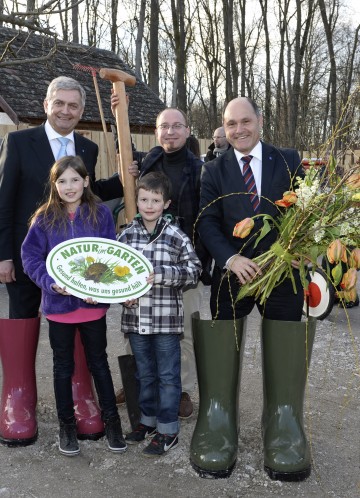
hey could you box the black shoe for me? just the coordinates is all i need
[104,416,127,453]
[125,423,156,445]
[59,418,80,456]
[142,432,178,457]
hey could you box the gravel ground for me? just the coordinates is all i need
[0,283,359,498]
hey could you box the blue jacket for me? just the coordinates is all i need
[21,203,116,315]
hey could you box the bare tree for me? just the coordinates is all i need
[318,0,338,134]
[71,0,79,43]
[149,0,159,95]
[170,0,187,109]
[110,0,118,51]
[223,0,238,102]
[134,0,146,79]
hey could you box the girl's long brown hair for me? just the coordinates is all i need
[29,156,102,232]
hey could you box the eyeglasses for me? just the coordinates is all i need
[213,136,226,139]
[157,123,187,130]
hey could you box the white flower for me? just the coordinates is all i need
[73,256,85,265]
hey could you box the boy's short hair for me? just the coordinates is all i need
[136,172,172,202]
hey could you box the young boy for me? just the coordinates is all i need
[118,172,201,457]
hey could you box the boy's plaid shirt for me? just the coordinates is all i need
[118,216,202,335]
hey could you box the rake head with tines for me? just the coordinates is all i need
[73,64,100,78]
[72,64,115,172]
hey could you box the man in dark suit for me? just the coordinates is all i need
[0,76,122,317]
[198,96,304,320]
[195,97,311,482]
[0,76,123,446]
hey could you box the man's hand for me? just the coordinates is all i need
[111,90,129,116]
[228,255,261,285]
[129,160,140,177]
[0,260,16,283]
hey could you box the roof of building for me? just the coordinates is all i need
[0,27,165,132]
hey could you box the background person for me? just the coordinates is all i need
[204,126,229,162]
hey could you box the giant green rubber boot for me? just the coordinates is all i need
[190,312,246,479]
[261,317,316,481]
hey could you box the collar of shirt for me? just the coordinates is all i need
[234,141,263,197]
[45,121,76,158]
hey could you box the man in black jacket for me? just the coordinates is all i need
[0,76,123,446]
[129,108,205,418]
[204,126,229,162]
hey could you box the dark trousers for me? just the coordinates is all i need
[6,271,41,319]
[48,316,118,421]
[211,266,304,321]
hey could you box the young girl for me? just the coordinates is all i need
[21,156,126,457]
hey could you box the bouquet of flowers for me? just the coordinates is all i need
[234,163,360,305]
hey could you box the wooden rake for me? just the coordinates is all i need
[73,64,116,173]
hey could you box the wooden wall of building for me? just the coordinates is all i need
[0,125,358,181]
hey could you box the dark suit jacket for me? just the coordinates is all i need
[0,125,123,261]
[197,141,302,269]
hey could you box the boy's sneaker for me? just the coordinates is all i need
[59,418,80,457]
[142,432,178,457]
[104,416,127,453]
[125,423,156,445]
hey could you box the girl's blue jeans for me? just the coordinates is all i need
[48,316,118,421]
[128,333,181,435]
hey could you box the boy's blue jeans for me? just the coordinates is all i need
[128,333,181,435]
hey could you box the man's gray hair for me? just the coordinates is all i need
[46,76,86,108]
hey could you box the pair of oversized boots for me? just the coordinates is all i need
[190,313,316,481]
[0,317,105,446]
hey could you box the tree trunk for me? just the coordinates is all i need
[171,0,187,110]
[135,0,146,80]
[110,0,119,52]
[72,0,79,43]
[149,0,160,95]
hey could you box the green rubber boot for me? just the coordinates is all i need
[190,312,246,478]
[261,317,316,481]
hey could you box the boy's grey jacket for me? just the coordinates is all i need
[118,216,202,335]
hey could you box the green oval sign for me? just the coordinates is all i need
[46,237,153,303]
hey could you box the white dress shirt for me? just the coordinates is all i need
[45,121,76,158]
[234,141,262,198]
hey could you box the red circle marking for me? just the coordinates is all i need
[308,282,321,307]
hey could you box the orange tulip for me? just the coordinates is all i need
[342,288,358,303]
[275,191,297,208]
[349,248,360,269]
[340,268,357,290]
[346,173,360,190]
[327,239,347,264]
[233,218,254,238]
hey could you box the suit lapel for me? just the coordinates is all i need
[260,142,276,212]
[74,133,87,159]
[29,126,55,166]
